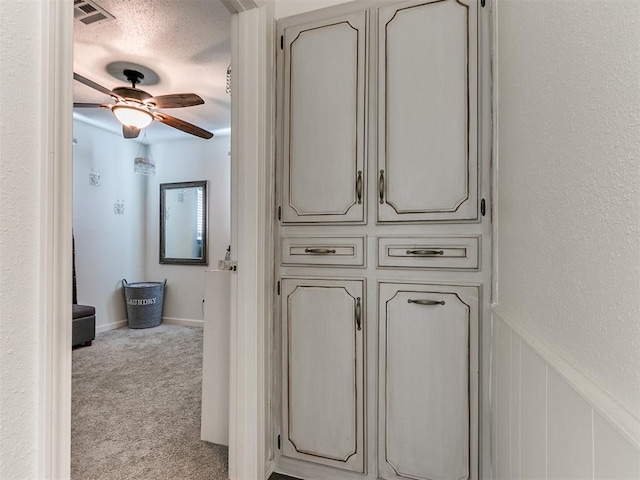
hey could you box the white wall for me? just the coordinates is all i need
[145,136,231,323]
[0,1,44,477]
[73,120,147,330]
[494,0,640,477]
[73,121,231,327]
[495,0,640,420]
[274,0,354,19]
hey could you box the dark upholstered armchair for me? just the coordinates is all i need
[72,236,95,347]
[73,305,95,347]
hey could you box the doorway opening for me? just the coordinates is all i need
[71,0,232,477]
[44,1,272,478]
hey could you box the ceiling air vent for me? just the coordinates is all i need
[74,0,115,26]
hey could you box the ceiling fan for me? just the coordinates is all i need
[73,69,213,140]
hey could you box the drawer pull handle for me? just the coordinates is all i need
[408,299,445,306]
[405,249,444,256]
[356,170,363,204]
[379,170,385,204]
[304,248,336,254]
[355,297,362,331]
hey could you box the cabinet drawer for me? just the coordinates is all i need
[281,236,366,267]
[377,236,479,270]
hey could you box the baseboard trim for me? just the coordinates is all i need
[492,303,640,451]
[163,317,204,328]
[95,318,204,332]
[265,459,276,479]
[96,319,127,333]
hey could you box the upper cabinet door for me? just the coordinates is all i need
[378,0,478,223]
[282,12,367,224]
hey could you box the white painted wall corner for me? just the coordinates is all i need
[492,304,640,480]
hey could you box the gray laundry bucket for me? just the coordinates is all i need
[122,279,167,329]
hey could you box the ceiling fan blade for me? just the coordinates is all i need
[154,113,213,139]
[73,102,105,108]
[147,93,204,109]
[73,72,119,98]
[122,125,140,139]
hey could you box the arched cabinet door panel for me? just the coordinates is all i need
[281,11,367,224]
[281,277,365,473]
[378,0,479,223]
[378,282,479,480]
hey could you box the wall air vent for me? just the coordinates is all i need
[74,0,115,26]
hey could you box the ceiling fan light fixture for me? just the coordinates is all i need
[112,105,153,129]
[73,72,213,139]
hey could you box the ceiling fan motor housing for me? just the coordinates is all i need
[112,86,152,103]
[123,69,144,87]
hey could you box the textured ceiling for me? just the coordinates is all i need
[73,0,231,142]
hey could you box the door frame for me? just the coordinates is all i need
[40,1,271,478]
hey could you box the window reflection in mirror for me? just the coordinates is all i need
[159,181,208,265]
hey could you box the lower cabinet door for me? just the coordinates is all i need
[378,282,478,480]
[281,277,365,472]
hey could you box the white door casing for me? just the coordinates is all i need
[41,1,74,478]
[229,4,274,480]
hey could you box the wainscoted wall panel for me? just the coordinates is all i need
[492,311,640,480]
[547,369,592,479]
[594,412,640,480]
[510,334,521,480]
[495,317,511,480]
[519,341,546,480]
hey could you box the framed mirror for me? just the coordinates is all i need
[160,180,208,265]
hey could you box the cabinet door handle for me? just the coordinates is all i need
[405,249,444,256]
[407,299,446,306]
[304,248,336,254]
[356,170,363,204]
[355,297,362,331]
[379,170,385,204]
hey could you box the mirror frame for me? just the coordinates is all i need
[159,180,208,266]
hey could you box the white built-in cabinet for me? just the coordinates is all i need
[281,11,366,224]
[378,282,478,480]
[281,278,365,472]
[276,1,487,479]
[377,0,478,223]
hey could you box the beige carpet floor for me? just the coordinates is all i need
[72,324,228,480]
